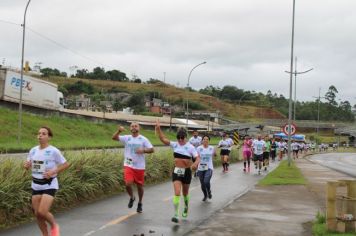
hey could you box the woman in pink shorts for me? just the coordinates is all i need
[242,136,252,172]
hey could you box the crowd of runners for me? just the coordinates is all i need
[23,122,327,235]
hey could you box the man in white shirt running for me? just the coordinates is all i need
[252,135,265,175]
[112,122,154,213]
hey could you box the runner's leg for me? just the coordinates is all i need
[32,195,49,236]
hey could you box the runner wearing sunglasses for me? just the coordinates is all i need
[155,120,199,223]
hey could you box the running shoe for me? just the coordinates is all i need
[137,203,143,213]
[208,191,212,199]
[182,207,188,218]
[128,197,135,208]
[171,216,179,223]
[51,224,60,236]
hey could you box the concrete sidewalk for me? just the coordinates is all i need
[189,157,355,236]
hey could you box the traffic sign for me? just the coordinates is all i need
[283,123,297,136]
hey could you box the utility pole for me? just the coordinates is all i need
[285,57,313,122]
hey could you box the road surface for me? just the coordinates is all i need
[308,153,356,177]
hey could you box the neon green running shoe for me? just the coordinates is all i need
[182,207,188,218]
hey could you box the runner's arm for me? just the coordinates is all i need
[112,125,125,140]
[155,120,170,145]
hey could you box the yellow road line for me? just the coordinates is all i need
[100,211,137,230]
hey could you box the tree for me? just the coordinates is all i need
[40,67,62,77]
[125,92,146,113]
[325,85,338,106]
[339,100,351,111]
[106,70,128,81]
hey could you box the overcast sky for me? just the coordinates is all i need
[1,0,355,104]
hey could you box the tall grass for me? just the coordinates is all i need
[0,147,240,229]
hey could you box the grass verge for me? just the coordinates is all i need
[258,160,306,186]
[312,212,356,236]
[0,107,221,153]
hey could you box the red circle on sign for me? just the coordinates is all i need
[283,123,296,135]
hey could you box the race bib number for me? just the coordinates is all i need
[125,158,133,166]
[174,167,186,176]
[32,160,46,174]
[198,163,208,171]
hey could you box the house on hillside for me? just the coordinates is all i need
[145,98,172,115]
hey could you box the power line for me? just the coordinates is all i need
[0,18,114,69]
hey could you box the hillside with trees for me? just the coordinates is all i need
[38,66,354,122]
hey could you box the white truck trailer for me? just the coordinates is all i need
[0,68,64,111]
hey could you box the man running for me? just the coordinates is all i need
[263,136,271,171]
[252,135,265,175]
[218,133,234,172]
[189,130,202,177]
[270,138,277,162]
[112,122,154,213]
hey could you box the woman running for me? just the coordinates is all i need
[196,135,216,201]
[24,126,69,236]
[242,136,253,172]
[155,121,199,223]
[218,133,234,172]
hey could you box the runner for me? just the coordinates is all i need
[189,130,202,177]
[196,135,216,201]
[263,136,271,171]
[112,122,154,213]
[252,134,265,175]
[242,136,253,172]
[278,139,285,161]
[291,140,300,159]
[217,133,234,172]
[23,126,69,236]
[270,138,277,162]
[189,130,202,150]
[155,120,199,223]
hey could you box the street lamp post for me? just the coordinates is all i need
[18,0,32,143]
[285,57,313,121]
[286,0,296,166]
[186,61,206,128]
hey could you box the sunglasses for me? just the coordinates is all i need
[176,136,185,140]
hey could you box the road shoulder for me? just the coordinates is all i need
[189,156,355,236]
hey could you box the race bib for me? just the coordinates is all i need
[125,158,133,166]
[32,160,46,174]
[198,163,209,171]
[174,167,185,176]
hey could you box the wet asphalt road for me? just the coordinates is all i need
[1,161,279,236]
[308,153,356,177]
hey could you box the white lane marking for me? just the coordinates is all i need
[83,230,96,236]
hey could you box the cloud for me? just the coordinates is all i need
[0,0,355,104]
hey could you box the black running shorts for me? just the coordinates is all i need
[172,167,192,184]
